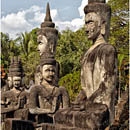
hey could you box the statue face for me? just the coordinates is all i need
[37,35,48,56]
[13,76,22,88]
[42,64,56,82]
[47,36,57,54]
[85,12,101,40]
[8,77,13,88]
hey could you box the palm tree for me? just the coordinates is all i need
[18,31,40,84]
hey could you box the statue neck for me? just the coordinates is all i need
[93,34,106,45]
[11,87,21,93]
[41,80,54,88]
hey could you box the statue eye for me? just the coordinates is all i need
[52,69,55,73]
[86,21,93,25]
[40,42,43,45]
[45,69,50,72]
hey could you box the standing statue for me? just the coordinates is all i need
[79,0,117,124]
[36,3,59,85]
[29,54,70,123]
[1,56,29,120]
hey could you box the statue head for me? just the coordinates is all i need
[12,76,22,89]
[37,3,58,56]
[42,64,56,83]
[8,56,24,89]
[37,54,56,84]
[84,0,111,41]
[85,12,102,40]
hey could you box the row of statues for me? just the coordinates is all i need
[1,0,117,130]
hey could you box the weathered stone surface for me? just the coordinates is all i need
[54,104,109,129]
[29,54,70,120]
[14,108,29,120]
[80,0,117,124]
[8,56,23,77]
[5,118,35,130]
[88,0,106,4]
[84,2,111,41]
[36,3,59,86]
[36,123,85,130]
[37,3,58,56]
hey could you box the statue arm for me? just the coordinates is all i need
[29,97,58,114]
[1,91,20,113]
[29,85,58,114]
[1,99,20,114]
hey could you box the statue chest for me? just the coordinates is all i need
[81,46,104,98]
[38,87,59,109]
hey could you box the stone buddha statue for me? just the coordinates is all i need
[37,3,58,56]
[53,1,117,129]
[36,3,59,86]
[1,56,29,120]
[77,0,117,124]
[29,54,70,118]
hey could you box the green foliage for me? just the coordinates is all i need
[108,0,129,92]
[118,54,129,91]
[1,32,20,70]
[59,71,81,101]
[18,29,40,84]
[108,0,129,55]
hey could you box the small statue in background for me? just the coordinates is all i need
[1,56,29,121]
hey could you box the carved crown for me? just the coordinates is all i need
[8,56,23,77]
[40,53,56,66]
[37,2,58,36]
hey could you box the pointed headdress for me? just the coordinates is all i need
[8,56,23,77]
[37,3,58,36]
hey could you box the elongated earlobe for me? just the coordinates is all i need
[101,22,105,35]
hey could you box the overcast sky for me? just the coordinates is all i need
[1,0,108,39]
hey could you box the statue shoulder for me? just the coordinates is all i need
[97,43,117,58]
[30,84,46,94]
[1,84,9,92]
[100,43,117,53]
[2,90,14,98]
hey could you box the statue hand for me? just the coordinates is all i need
[1,102,20,114]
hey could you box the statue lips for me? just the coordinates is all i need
[47,75,54,81]
[37,49,41,55]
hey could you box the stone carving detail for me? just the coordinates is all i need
[88,0,106,4]
[1,56,29,129]
[37,3,58,56]
[1,57,23,92]
[1,1,118,130]
[29,54,70,123]
[79,0,117,125]
[36,3,59,85]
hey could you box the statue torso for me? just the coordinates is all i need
[31,85,61,110]
[81,43,117,101]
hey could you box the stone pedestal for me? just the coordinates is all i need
[5,118,35,130]
[54,105,109,130]
[36,123,85,130]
